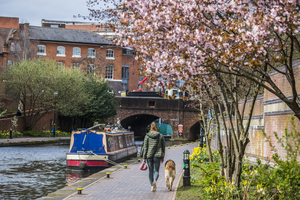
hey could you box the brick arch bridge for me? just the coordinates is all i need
[107,96,201,140]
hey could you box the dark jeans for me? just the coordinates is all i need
[147,157,161,186]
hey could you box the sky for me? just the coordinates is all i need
[0,0,100,26]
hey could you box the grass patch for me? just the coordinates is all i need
[176,166,205,200]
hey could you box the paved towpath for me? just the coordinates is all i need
[0,137,70,147]
[62,142,197,200]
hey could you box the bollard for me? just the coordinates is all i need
[138,159,141,162]
[174,145,177,147]
[181,144,182,146]
[168,146,170,149]
[77,188,83,194]
[183,150,191,186]
[9,128,13,139]
[186,143,188,145]
[124,165,127,168]
[106,172,111,178]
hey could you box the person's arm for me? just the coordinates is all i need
[161,134,165,163]
[161,135,165,154]
[141,136,148,159]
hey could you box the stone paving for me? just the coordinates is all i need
[62,143,197,200]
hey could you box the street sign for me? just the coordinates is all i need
[178,124,183,134]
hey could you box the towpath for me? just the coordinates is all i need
[0,137,70,147]
[52,142,197,200]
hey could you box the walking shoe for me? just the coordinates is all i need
[151,186,153,192]
[152,180,156,192]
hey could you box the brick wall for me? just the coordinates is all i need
[0,111,56,132]
[212,63,300,162]
[0,17,19,29]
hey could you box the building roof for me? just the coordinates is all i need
[28,26,114,45]
[41,19,101,25]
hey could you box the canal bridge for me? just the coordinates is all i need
[108,96,201,140]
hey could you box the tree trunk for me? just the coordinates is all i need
[205,134,214,162]
[214,103,225,176]
[199,100,214,163]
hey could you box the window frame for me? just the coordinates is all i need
[57,46,66,57]
[7,60,12,68]
[88,48,96,58]
[11,42,15,51]
[72,47,81,58]
[57,62,65,69]
[16,43,20,51]
[50,24,59,28]
[122,65,129,79]
[106,49,114,60]
[37,45,46,55]
[122,48,133,55]
[87,64,95,75]
[72,63,80,70]
[105,65,114,79]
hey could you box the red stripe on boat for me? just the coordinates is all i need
[67,160,108,167]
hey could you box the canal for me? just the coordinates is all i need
[0,142,93,200]
[0,139,194,200]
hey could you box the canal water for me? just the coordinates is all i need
[0,142,92,200]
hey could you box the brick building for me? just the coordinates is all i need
[209,60,300,162]
[0,16,141,98]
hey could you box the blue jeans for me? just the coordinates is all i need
[147,157,161,186]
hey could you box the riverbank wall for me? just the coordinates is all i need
[0,137,70,147]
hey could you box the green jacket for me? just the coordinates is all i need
[141,131,165,159]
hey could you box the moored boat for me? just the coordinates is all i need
[66,125,137,170]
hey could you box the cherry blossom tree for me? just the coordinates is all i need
[85,0,300,186]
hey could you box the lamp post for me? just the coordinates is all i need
[53,90,58,137]
[183,150,191,186]
[9,128,13,139]
[199,128,204,148]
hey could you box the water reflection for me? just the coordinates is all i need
[0,142,91,200]
[65,170,93,185]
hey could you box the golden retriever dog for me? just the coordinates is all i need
[165,159,176,191]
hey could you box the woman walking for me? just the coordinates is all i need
[141,122,165,192]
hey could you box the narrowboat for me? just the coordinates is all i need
[66,125,137,170]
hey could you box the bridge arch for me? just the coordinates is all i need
[120,114,160,138]
[188,120,202,141]
[107,97,200,140]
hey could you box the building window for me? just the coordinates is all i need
[72,47,81,57]
[57,46,65,56]
[50,24,59,28]
[122,65,129,79]
[11,42,15,51]
[149,101,155,107]
[72,63,80,69]
[57,62,65,69]
[87,64,95,74]
[105,66,114,79]
[106,49,114,59]
[88,48,96,58]
[122,48,133,55]
[122,65,129,91]
[16,43,20,51]
[7,60,12,68]
[37,45,46,55]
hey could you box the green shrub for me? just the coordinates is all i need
[21,130,41,137]
[0,130,23,138]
